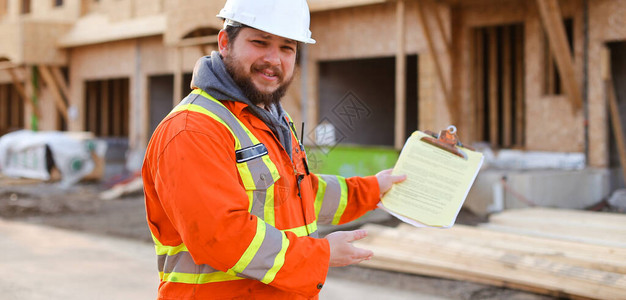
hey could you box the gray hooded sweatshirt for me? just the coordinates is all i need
[190,51,293,158]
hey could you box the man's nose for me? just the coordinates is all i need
[262,46,282,66]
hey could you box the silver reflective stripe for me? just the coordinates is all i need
[241,225,284,280]
[187,92,274,219]
[187,95,254,148]
[157,252,218,274]
[317,175,342,224]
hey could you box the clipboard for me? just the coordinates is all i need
[379,126,484,228]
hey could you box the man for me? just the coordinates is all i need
[142,0,406,298]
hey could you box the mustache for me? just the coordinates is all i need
[252,62,283,80]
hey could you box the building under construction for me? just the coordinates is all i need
[0,0,625,211]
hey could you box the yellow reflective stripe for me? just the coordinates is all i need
[282,221,318,237]
[160,271,244,284]
[314,176,327,218]
[227,219,266,275]
[152,234,188,256]
[237,162,258,191]
[260,234,289,284]
[264,184,276,226]
[332,178,349,225]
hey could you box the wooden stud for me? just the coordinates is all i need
[515,25,524,147]
[536,0,583,111]
[51,67,70,101]
[502,26,512,148]
[11,84,20,128]
[607,78,626,188]
[5,68,39,119]
[100,80,109,137]
[0,84,7,131]
[416,0,455,125]
[546,38,555,94]
[112,79,122,136]
[38,65,69,122]
[429,0,451,54]
[87,82,98,135]
[122,79,130,137]
[395,0,406,149]
[488,27,499,146]
[474,28,485,141]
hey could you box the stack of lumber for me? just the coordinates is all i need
[355,208,626,299]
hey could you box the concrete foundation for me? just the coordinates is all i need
[465,168,612,217]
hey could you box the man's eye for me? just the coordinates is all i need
[252,40,267,45]
[282,46,295,52]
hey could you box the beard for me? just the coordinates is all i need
[223,53,293,108]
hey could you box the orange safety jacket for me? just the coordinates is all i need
[142,89,381,299]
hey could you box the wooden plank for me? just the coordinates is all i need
[5,68,39,119]
[474,28,485,141]
[394,0,406,149]
[428,0,451,56]
[502,26,512,147]
[112,79,122,136]
[546,39,555,94]
[606,78,626,190]
[536,0,582,111]
[100,80,109,137]
[50,67,70,101]
[356,224,626,299]
[514,25,524,147]
[38,65,69,122]
[87,82,98,135]
[416,0,455,124]
[488,27,498,146]
[0,84,7,131]
[486,208,626,248]
[10,84,20,128]
[122,79,129,137]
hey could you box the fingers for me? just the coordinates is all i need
[351,245,374,261]
[345,229,368,242]
[390,174,407,183]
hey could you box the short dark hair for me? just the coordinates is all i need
[224,25,245,46]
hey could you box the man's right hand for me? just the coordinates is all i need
[325,230,373,267]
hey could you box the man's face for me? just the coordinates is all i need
[220,27,297,107]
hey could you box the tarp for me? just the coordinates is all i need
[0,130,101,187]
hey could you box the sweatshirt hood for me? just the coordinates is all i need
[190,52,293,157]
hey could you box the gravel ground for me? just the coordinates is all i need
[0,179,558,300]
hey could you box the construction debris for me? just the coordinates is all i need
[355,208,626,299]
[0,130,106,187]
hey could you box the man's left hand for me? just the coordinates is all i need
[376,168,407,198]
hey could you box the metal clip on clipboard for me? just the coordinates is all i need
[421,125,474,159]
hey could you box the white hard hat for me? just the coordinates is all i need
[217,0,316,44]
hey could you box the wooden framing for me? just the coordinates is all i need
[87,82,98,134]
[488,27,498,146]
[0,84,7,131]
[473,29,485,141]
[514,24,524,147]
[5,68,38,118]
[112,79,122,136]
[502,26,512,147]
[38,65,69,122]
[536,0,582,111]
[100,80,109,137]
[416,0,455,124]
[394,0,406,149]
[51,67,70,101]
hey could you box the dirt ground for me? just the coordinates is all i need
[0,178,558,300]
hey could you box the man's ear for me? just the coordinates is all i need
[218,30,229,56]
